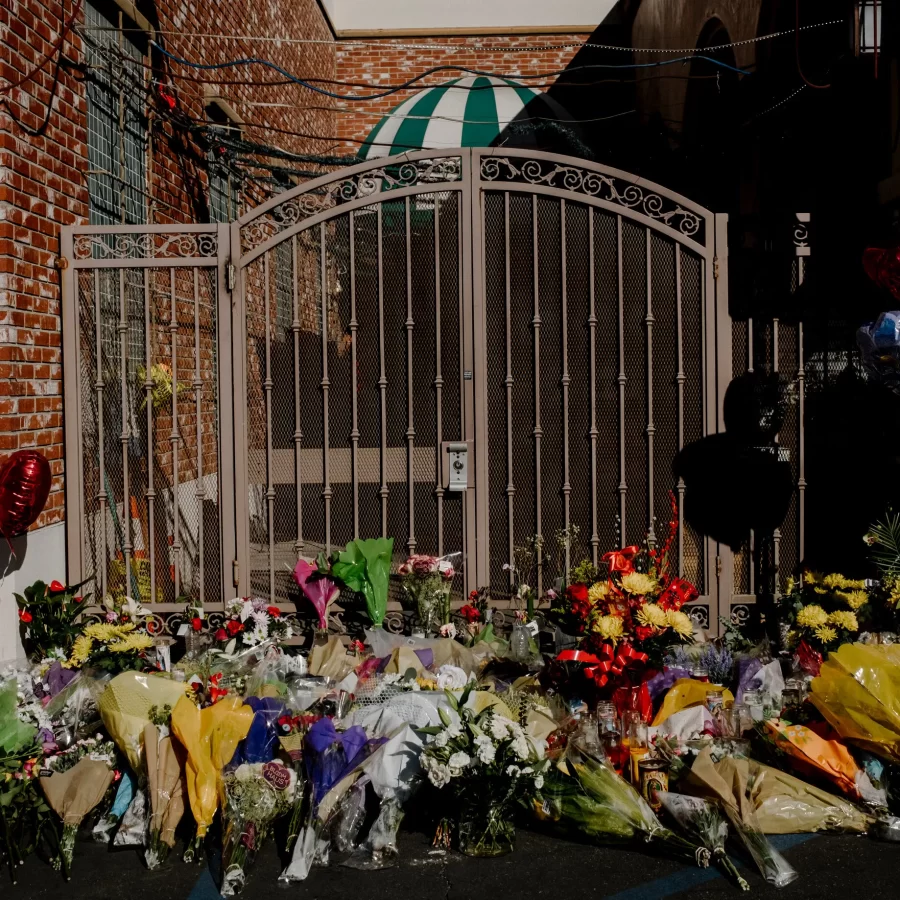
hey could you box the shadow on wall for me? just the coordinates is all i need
[674,372,794,551]
[0,531,30,579]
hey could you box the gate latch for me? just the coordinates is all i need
[443,442,469,492]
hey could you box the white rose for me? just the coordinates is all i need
[534,775,544,790]
[427,762,452,788]
[435,665,469,691]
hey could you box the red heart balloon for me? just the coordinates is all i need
[0,450,51,538]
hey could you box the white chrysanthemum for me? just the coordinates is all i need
[433,730,449,749]
[474,734,496,764]
[448,751,471,772]
[512,736,530,760]
[445,722,462,740]
[489,716,512,740]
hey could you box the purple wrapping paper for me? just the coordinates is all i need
[646,667,691,702]
[735,657,763,704]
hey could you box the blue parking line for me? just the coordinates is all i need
[603,835,817,900]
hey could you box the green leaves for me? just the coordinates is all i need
[868,510,900,577]
[330,538,394,628]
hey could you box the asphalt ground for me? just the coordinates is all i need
[8,825,898,900]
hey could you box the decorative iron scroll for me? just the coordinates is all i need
[240,156,463,253]
[687,604,710,631]
[730,604,751,627]
[73,232,218,260]
[480,156,704,240]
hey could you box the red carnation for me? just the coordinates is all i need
[191,617,203,632]
[458,604,482,624]
[267,606,281,618]
[226,620,243,636]
[49,580,65,592]
[634,625,654,642]
[215,628,227,641]
[18,609,32,623]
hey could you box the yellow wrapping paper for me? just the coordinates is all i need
[99,671,188,773]
[40,757,115,826]
[308,636,356,682]
[383,646,428,676]
[683,748,870,834]
[652,679,734,726]
[810,643,900,764]
[171,695,253,837]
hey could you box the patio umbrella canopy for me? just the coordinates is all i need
[361,75,572,159]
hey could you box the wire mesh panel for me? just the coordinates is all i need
[237,159,468,605]
[64,227,225,621]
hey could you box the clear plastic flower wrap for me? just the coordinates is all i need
[220,761,297,896]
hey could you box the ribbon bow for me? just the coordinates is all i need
[602,545,641,576]
[583,642,649,688]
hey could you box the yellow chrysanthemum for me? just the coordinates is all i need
[588,582,610,603]
[636,603,667,628]
[814,625,838,645]
[108,633,153,654]
[837,590,868,611]
[84,621,136,642]
[67,634,94,667]
[828,610,859,633]
[803,571,820,586]
[594,614,625,642]
[813,586,828,595]
[620,572,657,596]
[796,604,828,628]
[785,577,795,595]
[666,609,694,638]
[823,573,848,590]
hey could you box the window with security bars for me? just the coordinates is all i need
[206,104,242,223]
[858,1,882,54]
[84,1,148,225]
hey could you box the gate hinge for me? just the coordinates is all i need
[232,559,239,587]
[713,256,720,280]
[226,262,236,292]
[715,555,723,578]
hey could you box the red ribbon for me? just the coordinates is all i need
[555,649,602,665]
[602,545,641,576]
[584,642,649,688]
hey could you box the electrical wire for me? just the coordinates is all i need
[148,42,752,101]
[77,18,845,55]
[795,0,831,89]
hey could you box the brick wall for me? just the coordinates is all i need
[0,0,336,535]
[334,35,590,150]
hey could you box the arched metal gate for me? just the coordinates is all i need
[64,149,793,636]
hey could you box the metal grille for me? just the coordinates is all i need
[65,227,224,614]
[84,2,146,226]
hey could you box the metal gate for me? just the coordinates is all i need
[62,149,760,634]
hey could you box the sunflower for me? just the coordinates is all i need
[636,603,667,628]
[828,610,859,633]
[814,625,838,644]
[620,572,657,596]
[666,609,694,638]
[588,582,610,603]
[593,614,625,642]
[796,604,828,628]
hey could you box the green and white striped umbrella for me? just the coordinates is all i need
[361,76,545,160]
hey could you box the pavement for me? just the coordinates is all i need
[8,825,899,899]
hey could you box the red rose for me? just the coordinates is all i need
[191,617,203,632]
[74,595,83,603]
[567,583,589,604]
[634,625,654,642]
[226,620,243,636]
[267,606,281,618]
[215,628,227,641]
[458,604,482,623]
[49,580,65,592]
[18,609,32,623]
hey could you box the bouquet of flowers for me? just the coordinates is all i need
[328,538,394,629]
[14,579,90,662]
[144,706,187,867]
[66,621,155,674]
[399,554,455,635]
[293,561,341,633]
[419,686,548,857]
[777,572,868,662]
[212,598,293,654]
[220,760,298,895]
[39,735,118,875]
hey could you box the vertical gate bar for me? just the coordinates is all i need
[532,196,543,595]
[748,314,755,595]
[377,207,388,536]
[94,269,108,598]
[588,209,599,567]
[192,266,205,601]
[772,314,780,596]
[292,234,304,555]
[263,254,275,599]
[170,268,181,597]
[216,222,235,605]
[675,245,685,577]
[320,222,332,557]
[118,268,133,591]
[560,199,571,574]
[405,197,416,554]
[645,229,656,547]
[616,215,627,541]
[349,213,360,541]
[504,193,515,583]
[434,194,445,555]
[797,216,808,563]
[143,268,156,607]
